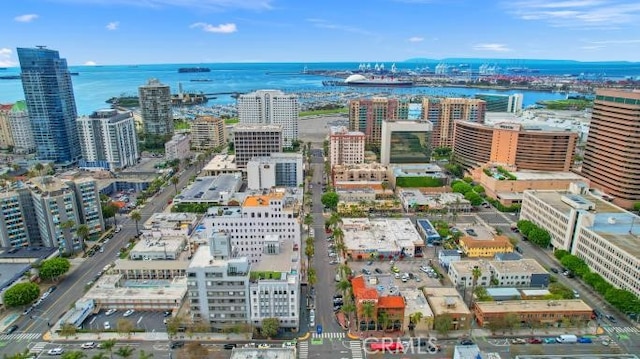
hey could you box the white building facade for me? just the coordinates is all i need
[246,153,304,190]
[138,78,173,137]
[233,124,282,169]
[329,126,365,167]
[7,101,35,154]
[165,134,191,161]
[237,90,299,148]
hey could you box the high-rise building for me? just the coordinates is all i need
[246,153,304,190]
[380,120,432,165]
[7,101,36,154]
[0,104,15,151]
[138,79,173,137]
[329,126,365,167]
[237,90,299,148]
[348,98,409,145]
[190,116,227,151]
[474,93,523,113]
[0,188,35,248]
[581,89,640,208]
[17,47,82,165]
[66,178,105,238]
[453,121,577,171]
[233,124,282,169]
[77,109,140,171]
[422,98,486,148]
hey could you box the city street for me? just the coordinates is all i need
[0,159,202,358]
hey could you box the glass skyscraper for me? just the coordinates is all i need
[18,47,82,165]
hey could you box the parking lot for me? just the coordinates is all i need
[80,309,168,332]
[347,258,444,290]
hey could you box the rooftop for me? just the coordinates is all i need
[475,299,592,313]
[234,124,283,132]
[251,238,300,274]
[511,171,586,181]
[460,235,513,249]
[520,289,551,296]
[85,275,187,302]
[129,236,186,255]
[422,287,471,315]
[28,176,70,194]
[230,348,296,359]
[402,190,470,208]
[174,174,243,204]
[485,287,522,298]
[525,190,624,218]
[203,155,238,172]
[342,218,422,252]
[391,164,446,178]
[588,212,640,257]
[351,275,378,301]
[188,245,250,273]
[490,258,547,274]
[378,295,405,309]
[335,182,383,191]
[244,192,285,207]
[402,288,434,319]
[114,259,189,271]
[143,212,199,230]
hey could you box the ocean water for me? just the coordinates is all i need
[1,61,639,115]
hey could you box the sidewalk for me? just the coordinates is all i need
[46,331,249,342]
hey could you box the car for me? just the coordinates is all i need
[123,309,135,317]
[543,338,557,344]
[459,338,474,346]
[366,260,373,266]
[163,311,172,317]
[258,344,271,349]
[23,306,34,316]
[465,229,477,236]
[593,309,602,318]
[573,290,580,298]
[394,273,401,279]
[47,348,64,356]
[333,305,342,311]
[333,294,343,299]
[577,337,592,344]
[170,341,185,349]
[391,266,400,273]
[374,268,382,274]
[223,344,237,350]
[550,267,559,273]
[511,338,526,345]
[47,286,57,294]
[104,321,111,330]
[81,342,96,349]
[606,314,617,323]
[527,338,543,344]
[105,308,117,316]
[414,277,421,282]
[361,268,371,275]
[329,260,339,265]
[282,342,295,348]
[4,324,18,335]
[602,339,611,346]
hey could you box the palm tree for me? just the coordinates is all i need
[409,312,424,334]
[34,162,44,177]
[338,264,351,279]
[76,224,90,253]
[381,180,389,194]
[130,210,141,235]
[307,267,317,287]
[113,346,134,359]
[61,351,86,359]
[336,279,351,294]
[90,354,108,359]
[137,350,153,359]
[59,219,77,252]
[100,339,117,359]
[303,213,313,235]
[341,302,356,328]
[4,349,32,359]
[361,301,375,332]
[333,227,344,243]
[471,266,482,306]
[170,176,179,195]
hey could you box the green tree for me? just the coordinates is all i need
[307,267,317,287]
[170,176,179,195]
[361,301,375,331]
[528,228,551,248]
[336,279,351,293]
[434,314,453,335]
[34,163,44,176]
[260,318,280,339]
[61,351,86,359]
[303,213,313,235]
[90,354,109,359]
[137,350,153,359]
[381,180,390,193]
[378,311,391,331]
[464,191,484,206]
[409,312,424,333]
[472,185,485,194]
[3,349,33,359]
[184,343,208,359]
[39,257,71,281]
[130,210,141,235]
[474,286,493,301]
[304,243,314,261]
[560,255,589,277]
[99,339,117,359]
[554,249,570,261]
[516,220,536,238]
[2,282,39,307]
[76,224,91,250]
[451,182,472,195]
[113,346,134,359]
[165,316,185,339]
[321,192,339,210]
[59,323,78,338]
[101,203,118,226]
[634,202,640,213]
[116,319,134,337]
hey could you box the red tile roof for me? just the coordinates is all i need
[378,296,405,309]
[351,275,378,301]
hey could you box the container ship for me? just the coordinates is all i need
[178,67,211,73]
[323,74,413,87]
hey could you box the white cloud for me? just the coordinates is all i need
[46,0,272,11]
[85,61,97,66]
[408,36,424,43]
[106,21,119,30]
[589,39,640,45]
[580,45,605,50]
[505,0,640,29]
[306,18,372,36]
[14,14,39,22]
[0,48,16,67]
[190,22,237,33]
[473,43,512,52]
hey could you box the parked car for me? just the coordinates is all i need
[47,348,64,356]
[123,309,135,317]
[459,338,474,346]
[81,342,96,350]
[511,338,526,345]
[374,268,382,274]
[105,308,117,316]
[223,344,237,350]
[258,344,271,349]
[577,337,593,344]
[361,269,371,275]
[606,314,617,323]
[550,267,559,273]
[543,338,557,344]
[527,338,543,344]
[170,341,185,349]
[104,322,111,330]
[4,325,18,335]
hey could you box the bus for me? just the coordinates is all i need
[369,341,404,353]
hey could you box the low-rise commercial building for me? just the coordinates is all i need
[113,259,188,279]
[342,218,422,260]
[129,236,186,260]
[389,164,447,189]
[438,249,461,269]
[422,287,471,331]
[448,259,549,288]
[399,190,471,214]
[416,219,442,245]
[474,299,593,327]
[84,275,187,310]
[332,163,389,184]
[202,154,242,177]
[458,235,514,258]
[351,275,405,331]
[143,213,199,237]
[173,174,243,207]
[402,288,434,331]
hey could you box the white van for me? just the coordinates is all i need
[556,334,577,343]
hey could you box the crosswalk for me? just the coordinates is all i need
[604,326,640,334]
[349,341,363,359]
[0,332,41,341]
[298,341,308,359]
[29,342,48,354]
[311,332,345,339]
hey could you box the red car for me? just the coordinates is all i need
[527,338,543,344]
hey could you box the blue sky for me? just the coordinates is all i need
[1,0,640,65]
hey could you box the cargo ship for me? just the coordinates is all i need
[323,74,413,87]
[178,67,211,73]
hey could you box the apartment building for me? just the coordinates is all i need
[165,134,191,161]
[246,153,304,190]
[521,188,640,297]
[0,104,15,151]
[0,188,37,248]
[67,178,105,238]
[138,78,173,137]
[474,300,592,328]
[349,98,408,145]
[453,121,577,171]
[448,259,549,288]
[581,89,640,208]
[237,90,299,148]
[380,120,432,165]
[233,124,283,169]
[332,163,389,184]
[190,116,227,151]
[204,190,301,263]
[77,109,140,171]
[422,97,486,148]
[458,236,514,258]
[6,101,35,154]
[329,126,365,167]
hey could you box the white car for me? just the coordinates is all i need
[104,321,111,330]
[81,342,96,349]
[258,344,271,349]
[123,309,135,317]
[105,308,117,316]
[47,348,64,356]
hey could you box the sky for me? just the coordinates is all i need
[1,0,640,66]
